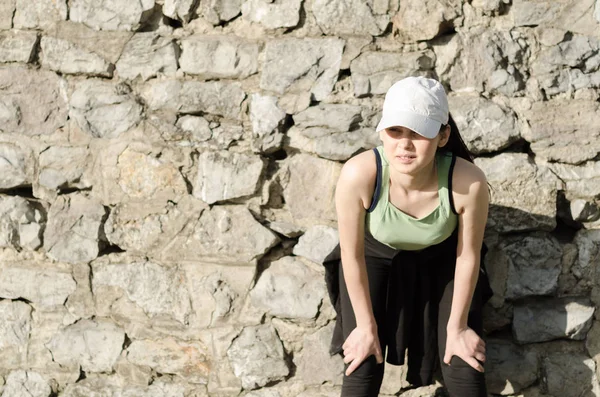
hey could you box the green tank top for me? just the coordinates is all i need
[365,146,458,251]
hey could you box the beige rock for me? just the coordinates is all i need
[311,0,389,36]
[0,0,15,29]
[13,0,67,29]
[392,0,461,42]
[198,0,242,25]
[241,0,302,29]
[116,33,178,80]
[40,36,113,77]
[1,370,51,397]
[70,0,155,31]
[296,323,344,385]
[0,142,33,189]
[0,301,31,371]
[0,30,37,63]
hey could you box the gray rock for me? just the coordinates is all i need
[261,37,344,101]
[193,150,264,204]
[596,0,600,22]
[43,193,107,264]
[297,323,344,385]
[250,256,326,319]
[571,199,600,223]
[126,338,209,384]
[350,50,435,97]
[13,0,67,29]
[70,0,155,31]
[474,153,562,233]
[92,260,193,325]
[572,229,600,283]
[46,319,125,373]
[501,234,562,299]
[40,36,113,77]
[163,0,198,22]
[227,324,289,389]
[61,376,187,397]
[0,0,15,29]
[293,104,362,132]
[293,225,339,265]
[268,221,304,238]
[286,126,378,161]
[0,301,31,370]
[2,370,51,397]
[311,0,389,36]
[392,0,461,42]
[116,33,178,80]
[70,80,143,138]
[176,115,212,142]
[485,339,538,395]
[511,0,564,27]
[448,94,519,155]
[548,161,600,200]
[0,30,37,63]
[0,261,76,308]
[0,195,42,251]
[513,297,595,343]
[141,79,246,120]
[198,0,242,25]
[0,66,68,136]
[281,153,341,227]
[180,35,259,79]
[36,145,92,197]
[543,352,600,397]
[531,35,599,75]
[0,142,32,189]
[241,0,302,29]
[249,94,286,153]
[523,100,600,164]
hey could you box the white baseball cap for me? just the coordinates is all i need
[376,76,449,139]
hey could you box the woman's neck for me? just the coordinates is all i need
[389,156,438,194]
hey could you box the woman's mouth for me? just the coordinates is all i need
[395,154,416,163]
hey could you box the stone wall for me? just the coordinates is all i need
[0,0,599,396]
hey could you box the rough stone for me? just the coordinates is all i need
[36,145,92,198]
[286,126,377,161]
[61,376,188,397]
[311,0,389,36]
[0,142,33,189]
[163,0,198,22]
[0,301,32,370]
[548,161,600,200]
[448,94,519,154]
[0,30,37,63]
[40,36,113,77]
[571,199,600,223]
[543,352,600,397]
[193,150,264,204]
[280,153,341,227]
[13,0,67,29]
[572,229,600,284]
[0,66,68,136]
[485,339,538,395]
[293,104,362,132]
[241,0,302,29]
[70,0,155,31]
[293,225,339,265]
[116,33,178,80]
[0,195,42,251]
[261,38,344,101]
[126,338,209,384]
[523,100,600,164]
[392,0,461,42]
[0,261,76,309]
[180,35,259,79]
[70,79,143,139]
[297,323,344,385]
[511,0,565,27]
[474,153,562,233]
[198,0,242,25]
[2,370,51,397]
[249,94,286,153]
[176,115,213,142]
[0,0,15,29]
[501,234,562,299]
[250,256,326,319]
[350,50,435,97]
[141,79,246,120]
[513,297,595,343]
[226,324,289,389]
[46,319,125,373]
[43,193,107,264]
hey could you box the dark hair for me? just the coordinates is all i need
[438,113,474,164]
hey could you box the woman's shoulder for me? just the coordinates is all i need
[452,156,487,186]
[451,155,489,212]
[337,148,378,205]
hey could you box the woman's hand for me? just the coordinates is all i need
[443,326,486,372]
[342,325,384,376]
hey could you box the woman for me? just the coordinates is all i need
[324,76,492,396]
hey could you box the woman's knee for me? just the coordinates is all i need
[441,356,487,397]
[341,355,385,397]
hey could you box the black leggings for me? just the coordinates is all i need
[338,255,487,397]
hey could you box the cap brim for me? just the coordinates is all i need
[376,111,442,139]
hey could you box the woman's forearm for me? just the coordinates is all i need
[341,255,377,329]
[447,257,480,331]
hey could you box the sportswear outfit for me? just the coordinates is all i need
[322,146,493,397]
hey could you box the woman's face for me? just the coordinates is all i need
[379,125,450,175]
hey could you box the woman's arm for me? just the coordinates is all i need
[335,152,383,375]
[443,158,489,372]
